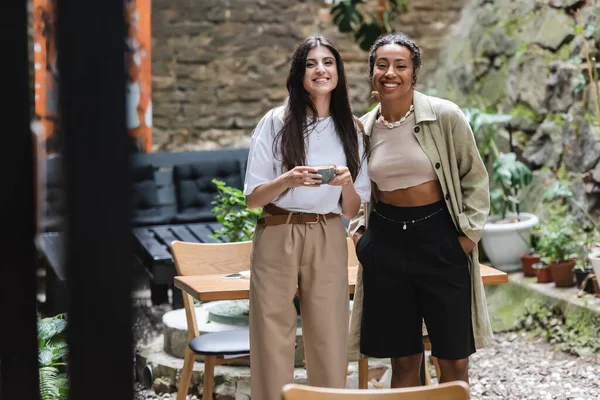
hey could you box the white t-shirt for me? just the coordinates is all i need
[243,106,371,214]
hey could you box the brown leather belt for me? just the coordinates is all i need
[257,203,339,226]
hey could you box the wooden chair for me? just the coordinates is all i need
[282,381,470,400]
[171,240,253,400]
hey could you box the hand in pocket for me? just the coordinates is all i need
[457,236,475,255]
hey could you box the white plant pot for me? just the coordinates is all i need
[589,251,600,281]
[480,212,539,272]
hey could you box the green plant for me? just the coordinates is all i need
[462,108,533,219]
[516,299,600,356]
[211,179,262,242]
[541,165,600,234]
[536,213,581,265]
[490,153,533,219]
[38,314,68,400]
[330,0,408,51]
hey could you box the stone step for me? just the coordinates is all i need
[162,302,305,366]
[136,336,392,398]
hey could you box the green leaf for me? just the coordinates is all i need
[331,0,364,33]
[542,181,573,201]
[39,349,54,366]
[51,346,69,363]
[211,179,261,242]
[355,22,382,51]
[38,317,67,341]
[490,188,505,217]
[40,366,60,400]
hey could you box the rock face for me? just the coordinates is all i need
[435,0,600,214]
[151,0,467,151]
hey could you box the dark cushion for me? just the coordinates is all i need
[188,329,250,356]
[173,159,243,223]
[131,164,171,226]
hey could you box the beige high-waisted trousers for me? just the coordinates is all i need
[249,214,349,400]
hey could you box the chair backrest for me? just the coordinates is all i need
[281,382,470,400]
[346,237,358,268]
[171,240,252,276]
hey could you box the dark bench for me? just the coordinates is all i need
[37,148,249,312]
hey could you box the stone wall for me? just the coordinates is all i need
[151,0,466,151]
[434,0,600,217]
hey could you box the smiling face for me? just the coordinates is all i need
[303,45,339,100]
[372,44,417,102]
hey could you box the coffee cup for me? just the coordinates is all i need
[315,165,336,184]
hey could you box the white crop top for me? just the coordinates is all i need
[243,106,371,214]
[367,113,438,191]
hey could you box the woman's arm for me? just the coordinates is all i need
[329,166,361,219]
[245,166,321,210]
[452,105,490,248]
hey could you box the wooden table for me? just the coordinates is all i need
[175,263,507,389]
[174,264,507,301]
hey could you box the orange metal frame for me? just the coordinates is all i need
[33,0,152,154]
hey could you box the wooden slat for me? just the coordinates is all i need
[152,227,179,247]
[132,227,154,239]
[187,224,219,243]
[170,225,200,243]
[207,223,224,235]
[137,237,172,261]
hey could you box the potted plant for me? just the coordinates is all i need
[521,231,541,277]
[463,108,540,272]
[481,152,539,271]
[536,216,581,287]
[540,167,600,287]
[532,261,553,283]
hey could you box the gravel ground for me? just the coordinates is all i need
[133,326,600,399]
[469,332,599,399]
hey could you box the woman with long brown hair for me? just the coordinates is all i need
[243,36,370,400]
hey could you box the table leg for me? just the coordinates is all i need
[171,285,183,309]
[358,358,368,389]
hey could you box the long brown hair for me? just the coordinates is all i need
[273,36,362,181]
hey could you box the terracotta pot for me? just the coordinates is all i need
[521,254,541,277]
[533,263,553,283]
[593,274,600,295]
[548,259,576,287]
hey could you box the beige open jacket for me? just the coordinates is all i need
[347,90,493,361]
